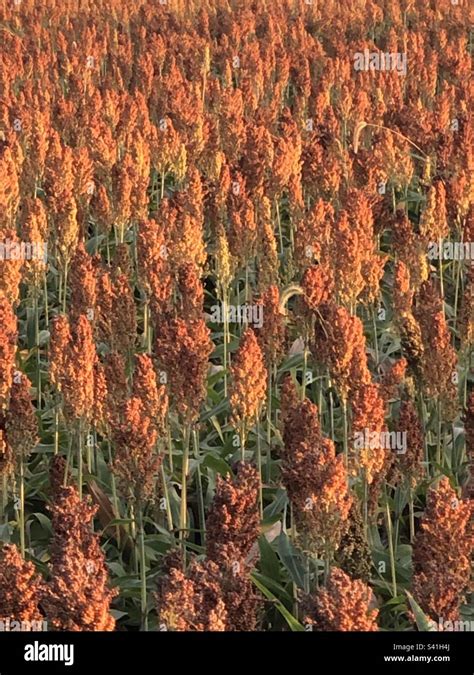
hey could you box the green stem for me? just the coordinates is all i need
[137,503,148,631]
[107,439,121,548]
[385,496,397,598]
[324,545,331,584]
[143,299,149,352]
[167,418,174,474]
[86,425,93,473]
[129,502,138,575]
[1,475,7,524]
[301,346,307,401]
[452,255,463,334]
[290,503,298,618]
[78,420,83,500]
[222,292,228,398]
[179,426,190,544]
[62,261,68,314]
[342,398,349,470]
[439,237,445,315]
[63,433,73,486]
[192,428,206,544]
[275,199,284,256]
[19,459,25,557]
[34,291,41,411]
[240,421,246,462]
[328,377,335,440]
[265,369,273,483]
[408,485,415,544]
[436,397,443,467]
[43,272,49,328]
[363,470,368,536]
[160,463,173,532]
[256,418,263,518]
[54,403,60,455]
[372,306,379,367]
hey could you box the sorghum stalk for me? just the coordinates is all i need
[256,417,263,518]
[275,199,283,255]
[77,419,83,500]
[34,290,41,410]
[385,492,397,598]
[107,439,121,548]
[436,397,443,467]
[438,237,444,311]
[1,476,6,522]
[328,376,335,440]
[54,404,59,456]
[160,463,173,532]
[61,261,68,314]
[63,434,71,486]
[179,426,191,544]
[371,306,379,366]
[129,501,138,575]
[317,376,323,428]
[222,291,229,397]
[408,483,415,544]
[142,299,150,352]
[301,346,308,401]
[137,500,148,631]
[192,428,206,543]
[363,469,369,536]
[43,272,49,328]
[342,398,349,470]
[265,368,272,483]
[19,460,25,557]
[290,503,299,617]
[240,420,246,462]
[453,256,463,334]
[167,415,173,473]
[86,425,93,473]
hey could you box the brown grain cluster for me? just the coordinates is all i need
[305,568,378,631]
[42,474,117,631]
[281,378,352,554]
[0,544,43,624]
[412,478,473,623]
[229,328,267,433]
[157,462,262,631]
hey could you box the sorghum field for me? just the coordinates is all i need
[0,0,472,635]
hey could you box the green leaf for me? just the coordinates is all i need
[110,609,128,620]
[0,523,12,543]
[264,488,288,519]
[28,512,52,534]
[384,595,407,607]
[108,562,127,577]
[209,415,224,443]
[406,591,437,631]
[258,535,281,581]
[251,575,304,632]
[252,572,293,606]
[200,399,228,422]
[277,532,306,589]
[86,235,105,253]
[202,454,231,476]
